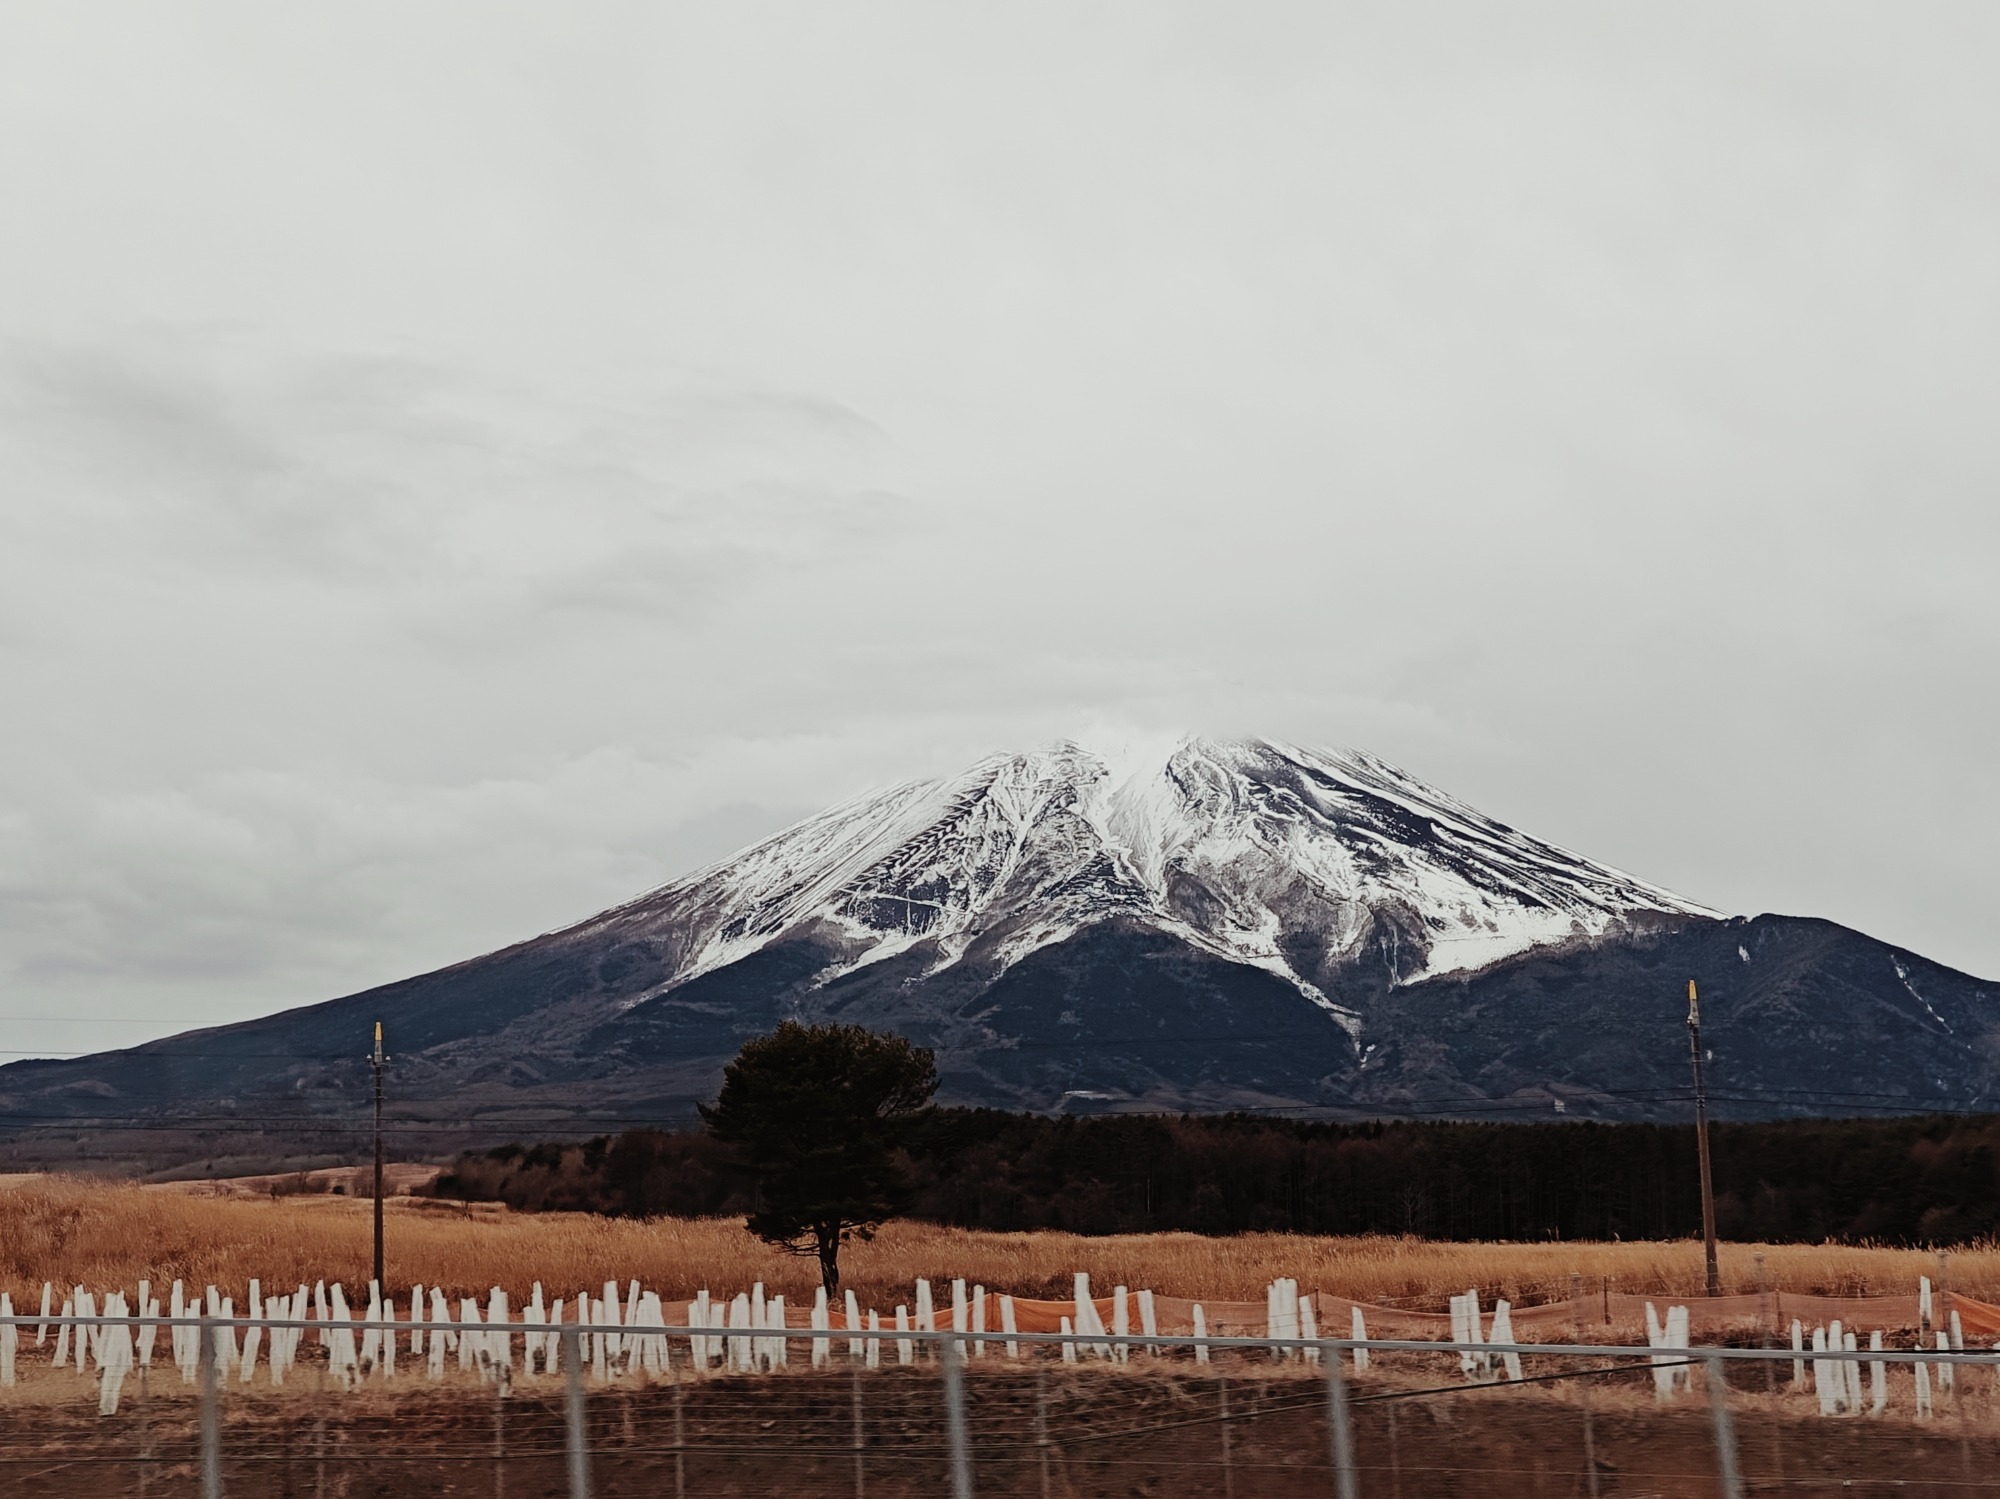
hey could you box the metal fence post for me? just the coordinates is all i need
[1035,1364,1053,1499]
[1218,1371,1235,1499]
[1706,1353,1743,1499]
[852,1359,867,1499]
[198,1316,222,1499]
[1571,1272,1601,1499]
[673,1356,689,1499]
[492,1371,507,1499]
[1324,1339,1360,1499]
[1382,1401,1402,1499]
[941,1332,975,1499]
[314,1360,328,1499]
[563,1324,592,1499]
[137,1358,154,1499]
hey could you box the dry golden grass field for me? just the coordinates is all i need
[2,1173,1992,1310]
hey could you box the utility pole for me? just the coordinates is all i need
[1687,980,1720,1297]
[372,1020,386,1294]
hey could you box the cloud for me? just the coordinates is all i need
[0,335,917,609]
[0,333,943,1047]
[0,3,1996,1060]
[0,745,818,1035]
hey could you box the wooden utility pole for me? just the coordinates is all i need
[1686,980,1720,1297]
[372,1020,386,1294]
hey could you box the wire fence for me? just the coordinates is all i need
[7,1318,2000,1497]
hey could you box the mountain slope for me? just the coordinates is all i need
[575,736,1717,1020]
[1,736,1993,1147]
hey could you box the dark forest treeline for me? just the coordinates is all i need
[430,1110,2000,1245]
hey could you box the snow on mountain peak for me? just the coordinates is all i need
[587,735,1720,1026]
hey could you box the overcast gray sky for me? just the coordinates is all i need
[2,3,1996,1063]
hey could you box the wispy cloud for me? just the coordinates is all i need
[0,4,1996,1056]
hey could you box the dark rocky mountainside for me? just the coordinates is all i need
[2,737,1993,1148]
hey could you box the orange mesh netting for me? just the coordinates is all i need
[1944,1293,2000,1339]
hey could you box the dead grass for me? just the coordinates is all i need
[2,1174,1991,1310]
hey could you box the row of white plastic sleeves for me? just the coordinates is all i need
[0,1272,1346,1394]
[1786,1309,1998,1419]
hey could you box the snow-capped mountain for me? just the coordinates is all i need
[580,736,1717,1034]
[4,735,1996,1148]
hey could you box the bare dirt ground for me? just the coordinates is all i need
[0,1359,1990,1498]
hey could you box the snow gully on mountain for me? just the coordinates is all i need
[587,736,1718,1034]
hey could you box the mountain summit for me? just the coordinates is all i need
[588,736,1716,1037]
[2,737,1994,1146]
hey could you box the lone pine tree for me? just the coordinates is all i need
[700,1021,939,1294]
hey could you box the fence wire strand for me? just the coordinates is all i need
[0,1320,1991,1496]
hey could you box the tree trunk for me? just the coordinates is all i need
[818,1228,841,1295]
